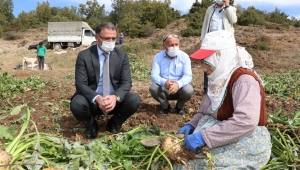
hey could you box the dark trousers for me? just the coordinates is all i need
[70,92,140,126]
[38,56,44,70]
[149,83,194,109]
[204,72,208,92]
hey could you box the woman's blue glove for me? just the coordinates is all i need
[177,124,195,137]
[184,132,206,153]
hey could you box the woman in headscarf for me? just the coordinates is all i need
[175,30,271,169]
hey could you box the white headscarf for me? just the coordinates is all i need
[205,46,254,112]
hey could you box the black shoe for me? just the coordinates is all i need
[175,104,185,115]
[106,119,120,134]
[176,108,185,115]
[85,121,98,139]
[160,104,171,114]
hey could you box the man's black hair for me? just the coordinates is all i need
[95,22,117,34]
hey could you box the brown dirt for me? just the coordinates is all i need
[0,21,299,142]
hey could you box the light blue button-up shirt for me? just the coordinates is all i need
[95,46,115,96]
[150,50,192,89]
[210,6,225,32]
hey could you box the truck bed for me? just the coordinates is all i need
[48,22,87,43]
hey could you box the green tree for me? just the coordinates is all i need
[11,11,39,31]
[139,21,155,37]
[180,0,213,37]
[161,0,180,23]
[189,0,201,13]
[235,3,244,18]
[294,20,300,28]
[36,0,52,24]
[110,0,129,25]
[269,7,289,24]
[138,0,159,24]
[165,6,181,23]
[50,15,70,22]
[78,0,106,29]
[238,6,266,26]
[181,12,203,36]
[118,12,142,37]
[54,6,81,21]
[0,0,14,21]
[200,0,214,9]
[156,5,167,28]
[0,14,6,36]
[109,0,179,37]
[290,16,300,27]
[0,0,14,35]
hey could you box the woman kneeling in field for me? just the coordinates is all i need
[176,30,271,169]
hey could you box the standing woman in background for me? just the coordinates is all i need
[37,42,47,70]
[200,0,237,95]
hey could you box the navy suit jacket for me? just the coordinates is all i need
[72,45,132,102]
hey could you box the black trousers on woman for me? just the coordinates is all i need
[38,56,44,70]
[203,72,208,95]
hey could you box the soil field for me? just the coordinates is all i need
[0,22,300,142]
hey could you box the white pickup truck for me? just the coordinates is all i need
[48,22,97,49]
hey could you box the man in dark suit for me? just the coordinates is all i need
[70,22,140,139]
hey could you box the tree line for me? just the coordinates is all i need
[0,0,299,38]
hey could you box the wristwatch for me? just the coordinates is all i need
[116,95,121,102]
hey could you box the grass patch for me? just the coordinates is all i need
[0,72,48,100]
[129,54,151,81]
[257,41,269,51]
[120,40,161,55]
[3,31,23,40]
[262,70,300,100]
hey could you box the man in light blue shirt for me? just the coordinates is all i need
[149,34,193,114]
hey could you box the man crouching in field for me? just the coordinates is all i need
[149,34,194,115]
[70,22,140,139]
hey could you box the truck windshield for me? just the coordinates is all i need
[84,30,94,37]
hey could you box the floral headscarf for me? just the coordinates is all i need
[205,46,254,112]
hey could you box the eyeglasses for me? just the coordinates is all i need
[97,35,116,41]
[199,60,210,68]
[163,34,179,42]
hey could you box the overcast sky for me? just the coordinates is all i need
[13,0,300,19]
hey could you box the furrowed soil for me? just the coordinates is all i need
[0,20,300,142]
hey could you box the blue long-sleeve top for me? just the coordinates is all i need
[150,50,192,89]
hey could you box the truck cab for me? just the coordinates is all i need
[83,29,97,46]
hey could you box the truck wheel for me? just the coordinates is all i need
[53,43,62,50]
[91,41,97,46]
